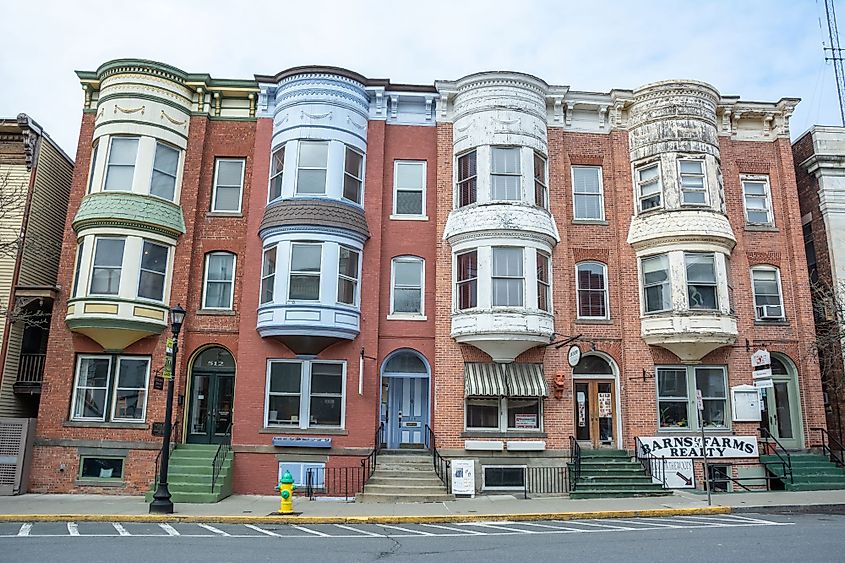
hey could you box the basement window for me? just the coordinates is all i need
[79,456,124,480]
[706,464,731,492]
[482,465,525,490]
[278,462,326,488]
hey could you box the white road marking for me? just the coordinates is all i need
[244,524,281,537]
[66,522,80,536]
[709,514,781,525]
[567,520,637,530]
[611,518,685,528]
[112,523,131,536]
[517,521,585,532]
[333,524,383,537]
[421,523,486,535]
[291,524,330,537]
[197,523,230,536]
[17,523,31,536]
[158,523,180,536]
[467,522,539,534]
[378,524,434,536]
[668,516,733,527]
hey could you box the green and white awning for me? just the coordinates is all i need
[506,363,548,397]
[464,363,508,397]
[464,363,548,397]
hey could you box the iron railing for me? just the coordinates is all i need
[210,422,233,493]
[759,427,793,485]
[522,466,570,499]
[812,427,845,467]
[699,459,788,492]
[16,353,45,385]
[424,424,451,491]
[304,466,366,501]
[151,434,176,490]
[360,422,385,485]
[635,437,667,488]
[568,436,582,492]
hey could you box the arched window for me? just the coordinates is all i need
[771,356,788,376]
[573,354,613,375]
[384,351,428,375]
[203,252,236,310]
[390,256,424,316]
[576,262,608,319]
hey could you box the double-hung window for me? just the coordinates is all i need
[71,355,151,422]
[260,246,277,305]
[742,176,773,225]
[657,367,689,428]
[104,137,138,191]
[685,253,718,310]
[391,256,424,315]
[457,150,477,207]
[678,159,707,205]
[492,247,523,307]
[337,246,360,306]
[343,147,364,204]
[491,147,521,201]
[203,252,236,309]
[465,397,542,431]
[90,238,125,296]
[296,141,328,195]
[137,241,168,301]
[150,142,179,201]
[456,251,478,310]
[642,254,670,313]
[536,252,551,312]
[268,146,284,201]
[572,166,604,220]
[656,366,728,429]
[751,266,784,320]
[695,367,728,428]
[266,360,345,429]
[534,153,548,209]
[636,163,662,212]
[289,243,321,300]
[393,161,426,217]
[212,159,245,212]
[576,262,608,319]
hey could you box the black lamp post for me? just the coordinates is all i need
[149,304,186,514]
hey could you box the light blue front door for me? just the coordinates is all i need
[385,377,428,449]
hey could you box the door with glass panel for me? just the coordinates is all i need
[187,347,235,444]
[574,380,616,448]
[759,357,803,449]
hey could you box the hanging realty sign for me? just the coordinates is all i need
[636,435,759,458]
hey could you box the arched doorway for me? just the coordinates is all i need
[760,354,804,449]
[187,346,235,444]
[572,353,621,449]
[380,350,430,449]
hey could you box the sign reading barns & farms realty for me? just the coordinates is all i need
[637,435,758,459]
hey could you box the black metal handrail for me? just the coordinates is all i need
[16,353,45,384]
[811,427,845,467]
[699,459,787,492]
[210,422,233,493]
[568,436,581,492]
[305,466,365,501]
[424,424,451,491]
[635,437,667,488]
[360,422,385,485]
[522,466,569,499]
[759,427,793,484]
[152,435,176,489]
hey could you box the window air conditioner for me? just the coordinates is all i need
[757,305,783,320]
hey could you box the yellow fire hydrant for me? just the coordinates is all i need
[278,470,296,514]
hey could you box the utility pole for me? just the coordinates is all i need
[825,0,845,125]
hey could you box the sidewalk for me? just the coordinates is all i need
[0,489,843,523]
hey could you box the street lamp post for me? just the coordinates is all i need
[149,304,186,514]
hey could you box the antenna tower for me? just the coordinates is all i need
[825,0,845,125]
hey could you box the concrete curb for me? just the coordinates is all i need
[0,506,731,524]
[732,503,845,515]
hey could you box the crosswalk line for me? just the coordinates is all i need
[379,524,434,536]
[159,523,180,536]
[333,524,383,537]
[291,524,329,537]
[244,524,281,537]
[421,523,486,535]
[197,523,230,536]
[112,523,131,536]
[17,523,32,536]
[67,522,80,536]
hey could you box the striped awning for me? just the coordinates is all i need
[464,363,548,397]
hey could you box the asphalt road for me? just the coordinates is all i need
[2,513,843,562]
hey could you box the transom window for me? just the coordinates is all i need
[393,161,426,217]
[212,159,245,212]
[203,252,236,309]
[266,360,345,429]
[150,142,179,201]
[269,146,284,202]
[492,247,523,307]
[137,241,168,302]
[752,266,784,320]
[657,365,728,430]
[636,163,662,212]
[71,355,151,423]
[391,256,424,315]
[491,147,521,201]
[742,176,773,225]
[104,137,139,192]
[343,147,364,204]
[678,159,707,205]
[296,141,329,195]
[289,243,322,301]
[642,254,670,313]
[576,262,608,319]
[536,252,551,312]
[337,246,360,306]
[572,166,604,220]
[534,152,548,209]
[456,251,478,310]
[260,246,277,305]
[685,253,718,310]
[90,237,125,296]
[457,150,477,207]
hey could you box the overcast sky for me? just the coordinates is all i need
[2,0,842,156]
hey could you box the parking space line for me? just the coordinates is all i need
[17,523,31,537]
[421,523,486,535]
[569,520,637,530]
[517,521,584,532]
[244,524,281,537]
[379,524,434,536]
[112,523,131,536]
[333,524,383,537]
[610,519,685,529]
[711,514,779,525]
[197,523,230,536]
[159,523,180,536]
[291,525,330,537]
[668,516,733,527]
[468,522,539,534]
[67,522,80,536]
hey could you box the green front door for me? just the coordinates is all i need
[187,347,235,445]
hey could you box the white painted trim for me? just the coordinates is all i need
[677,157,710,207]
[110,356,151,423]
[392,160,427,218]
[390,255,425,316]
[575,261,609,320]
[571,165,605,221]
[750,265,785,320]
[211,158,245,213]
[201,251,237,310]
[572,352,622,449]
[70,355,113,422]
[264,359,347,430]
[740,174,775,227]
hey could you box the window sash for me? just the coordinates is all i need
[679,159,707,205]
[343,146,364,204]
[296,141,329,195]
[111,358,150,422]
[104,137,138,192]
[752,268,783,317]
[685,253,718,310]
[289,243,322,301]
[657,366,729,430]
[392,258,423,314]
[212,159,245,212]
[266,360,344,429]
[491,147,521,201]
[534,153,547,209]
[573,167,604,220]
[150,142,179,201]
[465,397,542,431]
[337,247,359,306]
[742,179,772,224]
[269,146,285,202]
[138,241,168,302]
[457,151,477,207]
[90,238,125,296]
[203,253,235,309]
[72,356,112,421]
[637,164,662,211]
[642,255,670,313]
[492,248,523,307]
[577,263,607,318]
[537,252,550,312]
[456,251,478,310]
[394,161,426,216]
[260,246,277,305]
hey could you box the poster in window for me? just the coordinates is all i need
[598,392,612,418]
[514,414,537,429]
[577,391,586,427]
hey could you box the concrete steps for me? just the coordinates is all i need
[761,453,845,491]
[145,444,233,503]
[570,449,672,499]
[357,450,452,503]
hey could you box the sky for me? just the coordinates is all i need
[1,0,842,157]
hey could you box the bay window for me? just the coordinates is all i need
[457,150,477,207]
[343,147,364,204]
[266,360,345,429]
[137,241,168,301]
[260,246,277,305]
[104,137,138,192]
[456,251,478,310]
[492,247,523,307]
[642,254,670,313]
[337,246,360,306]
[678,159,707,205]
[685,253,718,310]
[491,147,521,201]
[71,355,151,423]
[150,142,179,201]
[296,141,328,195]
[289,243,322,300]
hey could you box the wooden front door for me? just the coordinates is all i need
[574,380,616,448]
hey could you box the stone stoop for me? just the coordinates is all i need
[144,444,233,503]
[356,450,453,503]
[761,453,845,491]
[569,449,673,499]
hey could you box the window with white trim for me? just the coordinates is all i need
[343,146,364,204]
[265,360,345,429]
[465,397,542,431]
[150,142,179,201]
[337,246,360,306]
[656,365,728,429]
[491,147,521,201]
[137,241,168,301]
[456,251,478,310]
[89,237,125,296]
[71,355,150,422]
[678,159,707,205]
[457,150,477,208]
[260,246,276,305]
[212,159,245,212]
[296,141,328,195]
[685,253,718,310]
[742,176,773,225]
[288,243,321,301]
[572,166,604,220]
[269,146,284,202]
[576,262,608,319]
[391,256,423,315]
[642,254,670,313]
[103,137,138,192]
[534,152,548,209]
[536,251,550,312]
[492,247,523,307]
[393,161,426,217]
[203,252,236,309]
[751,266,784,320]
[636,162,662,212]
